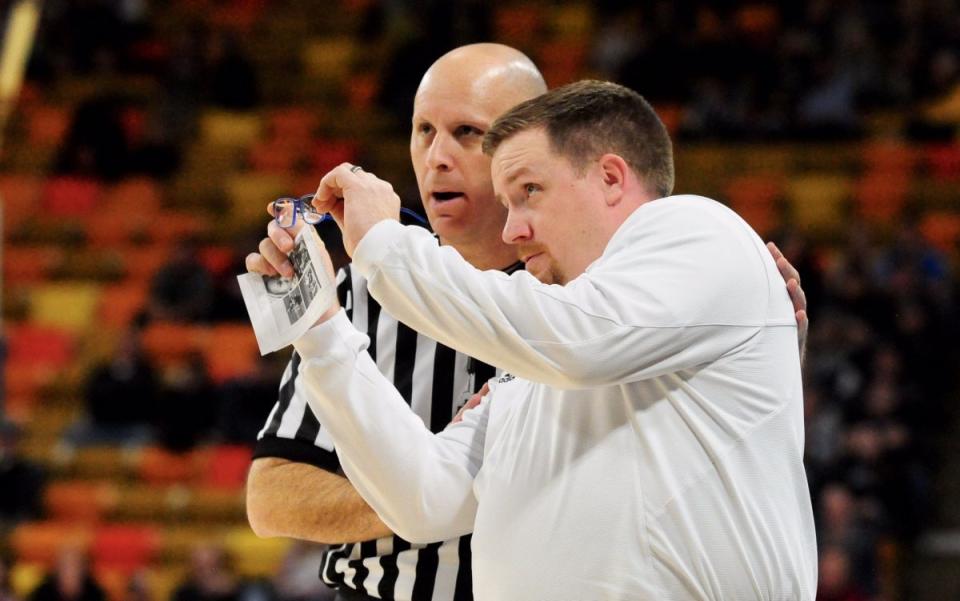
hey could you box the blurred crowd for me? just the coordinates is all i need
[3,1,960,601]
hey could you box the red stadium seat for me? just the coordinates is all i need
[91,524,161,574]
[42,177,102,217]
[7,324,75,368]
[926,144,960,180]
[203,444,254,490]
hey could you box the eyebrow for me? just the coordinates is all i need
[504,166,533,185]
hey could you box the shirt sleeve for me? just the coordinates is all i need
[251,266,354,473]
[352,198,783,389]
[292,309,486,544]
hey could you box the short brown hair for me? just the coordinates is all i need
[483,80,674,198]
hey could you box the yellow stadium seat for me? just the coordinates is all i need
[224,173,292,228]
[200,111,263,148]
[10,562,45,599]
[784,174,851,235]
[29,282,102,332]
[223,527,291,578]
[301,37,355,82]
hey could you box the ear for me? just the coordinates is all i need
[597,154,629,207]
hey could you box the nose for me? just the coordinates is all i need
[501,209,531,245]
[425,132,454,172]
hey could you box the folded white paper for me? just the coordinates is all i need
[237,226,337,354]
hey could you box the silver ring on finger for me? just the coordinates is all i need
[350,165,363,173]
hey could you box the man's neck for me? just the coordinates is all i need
[447,239,519,271]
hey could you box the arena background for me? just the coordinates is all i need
[0,1,959,600]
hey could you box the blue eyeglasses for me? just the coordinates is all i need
[273,194,428,228]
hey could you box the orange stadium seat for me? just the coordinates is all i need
[26,105,71,148]
[44,481,118,523]
[3,246,64,285]
[854,172,909,226]
[344,72,379,112]
[267,107,320,141]
[919,211,960,253]
[118,245,171,282]
[139,446,206,486]
[724,175,783,237]
[102,177,163,214]
[147,211,207,243]
[41,177,102,217]
[248,140,300,173]
[0,174,42,232]
[10,521,93,566]
[85,210,152,246]
[142,321,205,362]
[863,141,917,173]
[204,324,259,383]
[98,282,148,327]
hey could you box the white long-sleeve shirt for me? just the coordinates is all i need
[293,195,818,600]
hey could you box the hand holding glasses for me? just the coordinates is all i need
[273,194,428,229]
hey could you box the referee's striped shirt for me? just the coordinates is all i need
[254,259,523,601]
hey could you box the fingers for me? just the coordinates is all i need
[268,219,298,254]
[786,277,807,313]
[314,163,360,214]
[244,252,280,277]
[258,237,294,278]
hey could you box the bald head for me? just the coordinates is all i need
[409,44,544,269]
[416,44,547,114]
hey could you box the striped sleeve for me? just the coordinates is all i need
[251,266,352,472]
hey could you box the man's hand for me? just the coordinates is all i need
[451,382,490,425]
[767,242,808,362]
[245,203,306,278]
[245,204,340,324]
[312,163,401,256]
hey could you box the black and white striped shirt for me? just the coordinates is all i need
[254,259,523,601]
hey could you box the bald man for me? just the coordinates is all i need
[245,44,548,601]
[245,45,809,601]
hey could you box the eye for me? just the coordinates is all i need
[455,125,483,137]
[416,122,434,136]
[524,183,540,196]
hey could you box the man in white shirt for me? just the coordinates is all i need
[257,80,817,599]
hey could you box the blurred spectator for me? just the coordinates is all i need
[817,483,879,596]
[214,355,285,444]
[272,542,334,601]
[816,545,869,601]
[206,32,260,110]
[65,327,157,447]
[148,240,216,323]
[0,552,19,601]
[123,571,152,601]
[0,421,44,527]
[28,548,105,601]
[55,95,131,181]
[172,545,240,601]
[154,353,217,452]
